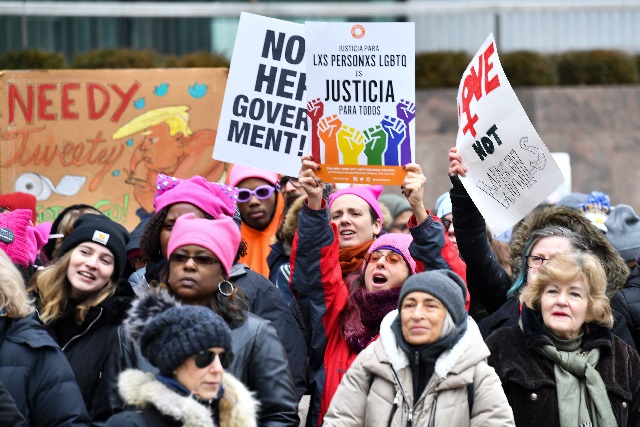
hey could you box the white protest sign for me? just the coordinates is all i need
[213,13,307,177]
[306,22,415,185]
[456,33,564,236]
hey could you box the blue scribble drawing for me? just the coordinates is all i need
[153,83,169,96]
[189,83,208,99]
[133,98,146,109]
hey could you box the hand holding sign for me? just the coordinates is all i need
[337,125,365,165]
[319,114,342,164]
[363,125,387,166]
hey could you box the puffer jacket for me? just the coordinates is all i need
[486,304,640,426]
[45,292,133,426]
[324,312,514,426]
[0,314,90,426]
[105,369,259,427]
[611,265,640,349]
[289,202,467,427]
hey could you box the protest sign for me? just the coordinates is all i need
[306,21,415,185]
[213,13,308,177]
[0,68,228,227]
[455,33,564,236]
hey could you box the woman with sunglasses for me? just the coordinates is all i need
[140,173,307,401]
[106,289,258,427]
[153,213,298,426]
[292,156,467,426]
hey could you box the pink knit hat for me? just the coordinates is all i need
[167,213,240,277]
[0,209,52,267]
[365,233,416,274]
[153,174,238,219]
[228,165,278,188]
[329,185,384,221]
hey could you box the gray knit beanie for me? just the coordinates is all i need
[398,270,467,324]
[605,204,640,262]
[125,290,232,375]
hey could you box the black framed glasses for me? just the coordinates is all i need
[237,185,276,203]
[169,253,218,266]
[526,255,550,269]
[279,176,302,189]
[194,350,234,369]
[442,218,453,231]
[365,251,405,266]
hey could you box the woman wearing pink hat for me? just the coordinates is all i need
[156,213,298,426]
[292,154,466,426]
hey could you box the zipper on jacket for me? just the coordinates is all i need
[407,408,413,427]
[387,394,399,427]
[61,308,103,351]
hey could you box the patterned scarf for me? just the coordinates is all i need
[339,240,375,277]
[343,287,402,353]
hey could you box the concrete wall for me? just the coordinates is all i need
[413,85,640,212]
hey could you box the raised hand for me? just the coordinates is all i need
[318,115,342,164]
[396,99,416,165]
[402,162,428,224]
[337,125,365,165]
[448,147,467,177]
[363,125,387,165]
[381,116,407,166]
[306,98,324,161]
[299,154,324,209]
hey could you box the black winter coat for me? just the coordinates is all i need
[0,314,90,426]
[611,265,640,350]
[46,293,133,426]
[486,305,640,427]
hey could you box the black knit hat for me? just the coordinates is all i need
[125,290,232,375]
[398,270,467,325]
[58,214,129,280]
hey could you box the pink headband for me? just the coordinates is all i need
[0,209,51,267]
[167,213,241,277]
[153,174,238,219]
[329,185,383,221]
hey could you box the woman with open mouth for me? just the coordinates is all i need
[292,154,466,426]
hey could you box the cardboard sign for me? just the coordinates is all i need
[306,22,415,185]
[0,69,228,228]
[213,13,308,177]
[455,34,564,236]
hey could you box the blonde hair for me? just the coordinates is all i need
[29,250,116,325]
[520,251,613,329]
[0,251,35,318]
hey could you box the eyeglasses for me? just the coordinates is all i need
[526,255,550,269]
[442,218,453,231]
[365,251,405,266]
[279,176,302,189]
[194,350,234,369]
[237,185,276,203]
[169,253,218,266]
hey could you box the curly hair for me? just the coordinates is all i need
[0,251,35,318]
[140,207,247,264]
[28,250,116,325]
[520,251,613,329]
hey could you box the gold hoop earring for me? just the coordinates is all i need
[218,280,234,297]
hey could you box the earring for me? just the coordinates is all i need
[218,279,234,297]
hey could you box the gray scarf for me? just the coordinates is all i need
[535,341,617,427]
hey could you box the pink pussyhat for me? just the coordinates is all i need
[329,185,384,221]
[0,209,52,267]
[365,233,417,274]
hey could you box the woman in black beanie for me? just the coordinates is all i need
[29,214,133,425]
[106,289,258,427]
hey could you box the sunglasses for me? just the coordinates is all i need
[169,253,218,266]
[442,218,453,231]
[194,350,234,369]
[237,185,276,203]
[279,176,302,189]
[365,251,405,266]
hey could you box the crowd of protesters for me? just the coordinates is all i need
[1,144,640,426]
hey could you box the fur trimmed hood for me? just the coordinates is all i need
[117,369,259,427]
[378,310,488,380]
[509,206,629,298]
